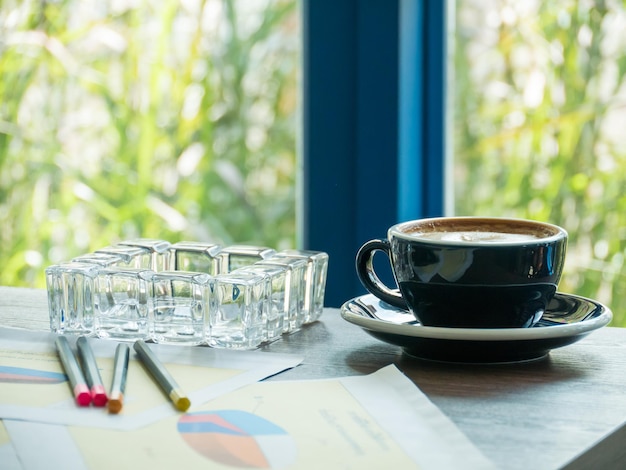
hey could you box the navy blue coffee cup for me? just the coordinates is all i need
[355,217,568,328]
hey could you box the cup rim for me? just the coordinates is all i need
[389,216,568,246]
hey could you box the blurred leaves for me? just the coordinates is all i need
[455,0,626,325]
[0,0,299,287]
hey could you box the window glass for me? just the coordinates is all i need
[454,0,626,324]
[0,0,299,287]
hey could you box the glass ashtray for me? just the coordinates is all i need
[45,240,328,350]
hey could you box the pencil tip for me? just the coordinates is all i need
[171,389,191,411]
[108,399,123,414]
[176,397,191,412]
[76,390,92,407]
[92,386,108,407]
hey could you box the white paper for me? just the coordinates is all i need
[0,439,22,470]
[7,365,494,470]
[341,366,494,469]
[4,421,85,470]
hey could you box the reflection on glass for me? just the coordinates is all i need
[45,263,100,335]
[211,270,267,350]
[150,271,211,345]
[94,268,153,341]
[170,242,222,275]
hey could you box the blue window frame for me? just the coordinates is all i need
[301,0,447,307]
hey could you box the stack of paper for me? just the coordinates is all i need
[0,328,493,469]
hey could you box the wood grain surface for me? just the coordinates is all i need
[1,286,625,469]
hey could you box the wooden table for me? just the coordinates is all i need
[2,286,625,469]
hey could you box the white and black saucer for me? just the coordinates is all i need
[340,292,612,363]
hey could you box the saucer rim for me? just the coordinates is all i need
[340,292,612,342]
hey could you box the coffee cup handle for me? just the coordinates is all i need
[355,239,407,310]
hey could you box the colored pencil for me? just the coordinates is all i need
[108,343,130,414]
[133,340,190,412]
[76,336,108,407]
[55,336,91,407]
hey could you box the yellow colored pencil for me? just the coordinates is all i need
[133,340,190,412]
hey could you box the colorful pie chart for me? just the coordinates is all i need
[177,410,296,468]
[0,366,67,384]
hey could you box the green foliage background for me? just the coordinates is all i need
[0,0,299,286]
[455,0,626,324]
[2,0,625,325]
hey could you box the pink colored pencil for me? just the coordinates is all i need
[55,336,91,407]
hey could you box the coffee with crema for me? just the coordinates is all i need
[400,218,559,244]
[411,230,542,244]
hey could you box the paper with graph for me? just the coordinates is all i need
[4,364,493,469]
[0,327,302,430]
